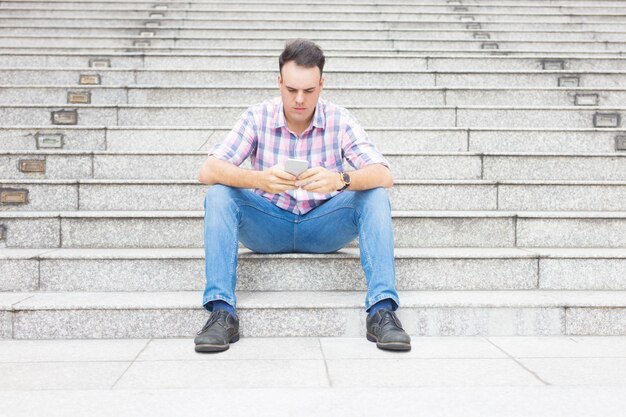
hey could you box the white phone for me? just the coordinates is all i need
[284,159,309,177]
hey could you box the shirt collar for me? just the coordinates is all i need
[274,98,326,131]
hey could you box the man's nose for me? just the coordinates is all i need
[295,91,304,103]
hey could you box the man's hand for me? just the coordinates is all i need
[256,164,298,194]
[295,167,342,194]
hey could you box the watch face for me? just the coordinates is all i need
[342,172,351,184]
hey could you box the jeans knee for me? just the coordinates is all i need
[356,187,390,207]
[204,184,237,212]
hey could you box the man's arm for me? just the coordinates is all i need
[198,156,298,194]
[295,163,393,194]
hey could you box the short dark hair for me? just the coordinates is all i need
[279,39,325,76]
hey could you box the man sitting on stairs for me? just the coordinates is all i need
[195,38,411,353]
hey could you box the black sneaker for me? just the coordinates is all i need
[194,309,240,353]
[366,309,411,351]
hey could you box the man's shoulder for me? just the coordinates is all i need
[319,98,358,126]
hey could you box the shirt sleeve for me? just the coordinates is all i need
[340,111,390,170]
[208,108,258,166]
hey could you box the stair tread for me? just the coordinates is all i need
[3,289,626,311]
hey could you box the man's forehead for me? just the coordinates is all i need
[280,62,322,83]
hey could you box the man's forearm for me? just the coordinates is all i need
[346,163,394,191]
[198,156,259,188]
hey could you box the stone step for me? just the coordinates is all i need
[2,2,625,14]
[2,27,626,42]
[2,9,626,23]
[1,210,625,249]
[2,85,625,107]
[3,126,623,154]
[2,19,624,32]
[2,37,625,53]
[4,68,626,89]
[3,247,626,293]
[6,0,626,6]
[2,48,622,61]
[1,151,625,181]
[2,179,626,212]
[1,46,621,58]
[2,289,626,338]
[1,104,624,129]
[3,53,626,71]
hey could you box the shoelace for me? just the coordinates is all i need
[378,310,403,330]
[196,310,226,335]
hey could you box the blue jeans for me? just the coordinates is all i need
[202,185,400,312]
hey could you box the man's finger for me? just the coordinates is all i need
[272,170,297,181]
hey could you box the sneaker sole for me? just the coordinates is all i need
[195,333,240,353]
[367,332,411,352]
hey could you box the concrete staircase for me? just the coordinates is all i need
[1,0,626,339]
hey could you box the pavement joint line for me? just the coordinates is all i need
[110,338,153,389]
[318,338,333,388]
[484,337,551,386]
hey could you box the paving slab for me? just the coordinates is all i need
[137,337,323,361]
[320,336,508,359]
[519,358,626,385]
[325,358,542,387]
[114,359,329,389]
[0,386,625,417]
[488,336,626,358]
[0,361,130,390]
[0,339,148,362]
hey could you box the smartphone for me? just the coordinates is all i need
[284,159,309,177]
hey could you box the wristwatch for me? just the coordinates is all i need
[338,172,351,191]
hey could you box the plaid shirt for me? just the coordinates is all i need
[209,97,389,215]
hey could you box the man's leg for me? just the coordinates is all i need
[296,188,400,311]
[196,184,295,353]
[296,188,410,351]
[202,184,296,311]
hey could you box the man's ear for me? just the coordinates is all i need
[278,73,283,87]
[319,76,324,90]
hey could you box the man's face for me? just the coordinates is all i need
[278,60,324,131]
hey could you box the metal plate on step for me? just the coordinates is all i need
[134,40,151,47]
[140,31,155,37]
[473,32,490,40]
[616,135,626,151]
[19,159,46,173]
[453,6,469,12]
[51,110,78,125]
[154,5,168,10]
[575,93,599,106]
[79,74,100,85]
[558,76,579,87]
[35,133,63,149]
[89,59,110,69]
[594,112,620,128]
[0,189,29,205]
[466,23,481,29]
[541,59,565,70]
[459,16,475,21]
[149,13,164,18]
[447,0,462,4]
[481,42,499,50]
[67,91,91,104]
[145,21,160,28]
[0,225,5,241]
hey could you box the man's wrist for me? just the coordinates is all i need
[337,172,351,191]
